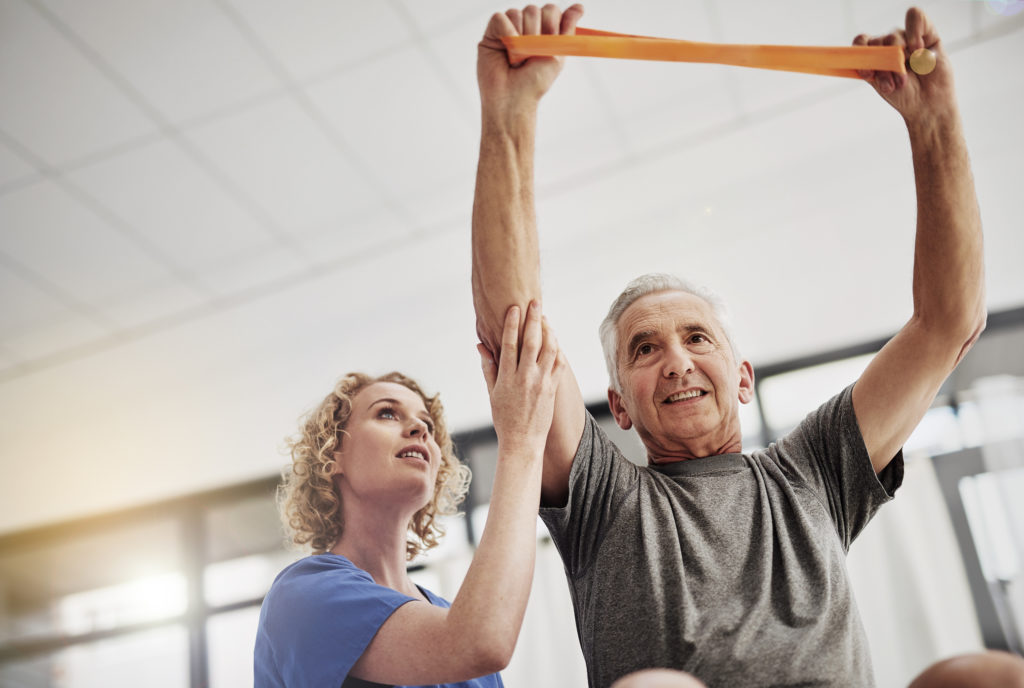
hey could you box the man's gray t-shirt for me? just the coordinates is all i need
[539,385,903,688]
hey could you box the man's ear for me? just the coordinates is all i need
[737,360,755,404]
[607,387,633,430]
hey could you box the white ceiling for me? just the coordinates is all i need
[1,0,1022,534]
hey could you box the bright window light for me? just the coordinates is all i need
[56,572,186,636]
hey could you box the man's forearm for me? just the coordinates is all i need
[907,108,986,348]
[472,108,543,355]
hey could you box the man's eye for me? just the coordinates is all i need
[636,343,654,357]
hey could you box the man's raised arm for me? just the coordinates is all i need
[473,4,586,505]
[851,7,986,474]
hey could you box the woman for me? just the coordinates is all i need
[255,302,561,687]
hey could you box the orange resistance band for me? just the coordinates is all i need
[502,27,907,79]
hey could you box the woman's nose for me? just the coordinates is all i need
[406,418,428,437]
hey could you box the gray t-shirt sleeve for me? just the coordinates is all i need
[540,412,637,578]
[769,383,904,550]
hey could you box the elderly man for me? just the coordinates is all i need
[471,4,997,688]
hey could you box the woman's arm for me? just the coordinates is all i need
[350,301,561,684]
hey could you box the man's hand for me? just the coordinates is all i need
[477,4,584,117]
[853,7,957,126]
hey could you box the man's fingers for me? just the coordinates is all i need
[852,33,875,80]
[560,3,584,35]
[484,10,517,41]
[505,8,524,36]
[905,7,938,53]
[540,4,560,35]
[522,5,541,36]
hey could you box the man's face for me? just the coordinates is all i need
[608,290,754,462]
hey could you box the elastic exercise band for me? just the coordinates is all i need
[502,28,908,79]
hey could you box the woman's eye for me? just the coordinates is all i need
[378,407,397,420]
[424,420,436,434]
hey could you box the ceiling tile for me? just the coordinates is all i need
[286,206,411,275]
[422,14,493,114]
[306,45,478,219]
[39,0,281,125]
[99,278,211,331]
[0,344,24,371]
[0,0,156,166]
[67,138,275,271]
[0,180,178,304]
[849,0,976,46]
[575,0,717,39]
[227,0,412,82]
[0,141,36,188]
[0,261,75,341]
[183,95,382,234]
[598,63,739,154]
[396,0,496,34]
[716,0,849,45]
[197,243,308,298]
[1,308,112,365]
[404,171,475,231]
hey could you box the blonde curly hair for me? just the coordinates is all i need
[278,371,471,559]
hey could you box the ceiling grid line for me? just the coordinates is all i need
[0,123,217,301]
[213,0,420,230]
[578,62,634,152]
[700,0,747,121]
[0,211,468,383]
[388,0,477,122]
[23,0,314,266]
[0,250,120,333]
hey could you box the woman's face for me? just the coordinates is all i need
[332,381,442,510]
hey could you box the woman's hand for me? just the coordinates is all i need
[479,300,562,454]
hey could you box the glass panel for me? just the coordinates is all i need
[204,550,299,608]
[409,514,471,569]
[56,572,186,635]
[904,405,964,457]
[0,517,183,644]
[207,607,261,688]
[959,468,1024,643]
[739,393,764,450]
[204,494,286,564]
[758,354,874,437]
[0,625,188,688]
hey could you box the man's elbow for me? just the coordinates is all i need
[475,319,501,361]
[954,308,986,368]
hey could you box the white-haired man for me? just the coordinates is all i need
[471,4,1000,688]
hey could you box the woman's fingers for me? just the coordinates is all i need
[498,305,522,373]
[519,301,544,365]
[538,316,560,374]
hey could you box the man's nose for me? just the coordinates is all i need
[662,343,695,378]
